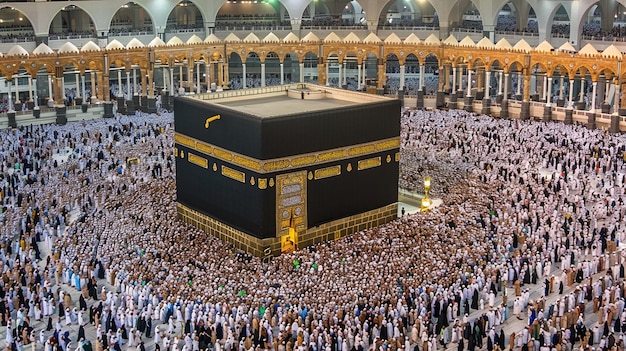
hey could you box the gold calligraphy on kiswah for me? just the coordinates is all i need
[314,165,341,180]
[188,152,208,169]
[358,157,381,171]
[221,165,245,183]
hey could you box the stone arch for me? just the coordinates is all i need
[49,5,96,38]
[378,0,438,28]
[326,53,340,87]
[494,1,537,32]
[548,3,570,38]
[385,53,400,94]
[216,0,287,30]
[109,2,154,36]
[282,52,300,83]
[0,6,35,42]
[227,52,243,89]
[166,0,205,33]
[302,51,318,84]
[449,0,483,31]
[244,52,261,87]
[342,51,360,90]
[264,51,281,86]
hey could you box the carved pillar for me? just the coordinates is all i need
[91,72,96,101]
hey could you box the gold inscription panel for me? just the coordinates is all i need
[358,156,382,170]
[221,165,245,183]
[314,165,341,180]
[188,152,208,169]
[275,171,307,235]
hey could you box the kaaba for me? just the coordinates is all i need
[174,84,400,256]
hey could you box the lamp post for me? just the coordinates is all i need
[421,176,431,210]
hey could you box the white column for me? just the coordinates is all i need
[517,72,522,96]
[452,67,457,92]
[466,69,472,97]
[579,79,585,102]
[546,76,553,106]
[125,71,131,99]
[542,75,547,101]
[81,74,86,100]
[591,81,597,112]
[337,63,342,87]
[14,76,19,106]
[503,73,509,99]
[485,70,491,100]
[362,61,366,85]
[117,70,123,97]
[280,63,284,85]
[399,65,405,90]
[242,63,247,89]
[261,63,266,87]
[74,73,79,98]
[357,64,362,89]
[28,77,33,102]
[605,79,610,105]
[558,77,564,100]
[59,74,63,102]
[568,79,574,108]
[498,71,503,95]
[196,62,201,94]
[48,74,52,102]
[326,62,330,86]
[614,81,620,114]
[170,67,174,96]
[33,78,38,107]
[7,80,13,111]
[179,65,184,92]
[299,63,304,83]
[339,62,346,86]
[363,61,367,85]
[132,69,137,96]
[419,64,425,91]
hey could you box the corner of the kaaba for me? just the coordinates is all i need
[173,86,401,257]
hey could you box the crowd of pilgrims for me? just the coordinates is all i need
[0,108,624,351]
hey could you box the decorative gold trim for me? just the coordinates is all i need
[221,165,245,183]
[174,134,195,149]
[386,155,391,163]
[250,176,255,186]
[348,144,376,157]
[314,165,341,180]
[196,141,213,155]
[291,155,317,167]
[180,150,185,158]
[307,171,313,180]
[212,163,217,171]
[234,154,262,171]
[174,147,178,157]
[376,139,401,150]
[269,178,275,187]
[347,163,352,172]
[317,149,346,163]
[213,147,233,161]
[258,178,267,189]
[188,152,208,169]
[264,159,291,172]
[175,132,399,174]
[395,152,400,162]
[358,156,381,170]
